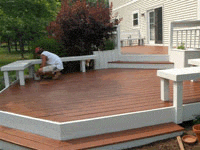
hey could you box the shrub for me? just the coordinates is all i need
[47,0,122,56]
[31,36,64,58]
[104,39,115,50]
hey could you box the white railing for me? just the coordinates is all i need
[169,20,200,51]
[173,28,200,49]
[120,29,142,47]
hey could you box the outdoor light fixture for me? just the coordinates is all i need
[141,13,145,17]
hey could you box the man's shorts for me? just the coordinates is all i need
[42,65,61,73]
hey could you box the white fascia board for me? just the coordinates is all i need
[113,0,139,11]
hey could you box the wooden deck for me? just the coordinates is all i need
[121,46,168,55]
[1,68,200,123]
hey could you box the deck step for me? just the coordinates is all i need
[0,123,184,150]
[108,61,174,69]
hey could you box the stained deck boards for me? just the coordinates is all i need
[0,122,184,150]
[121,46,168,55]
[1,69,200,122]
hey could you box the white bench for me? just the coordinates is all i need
[157,67,200,123]
[1,55,96,87]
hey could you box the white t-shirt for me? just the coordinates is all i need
[41,51,64,70]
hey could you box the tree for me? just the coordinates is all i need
[0,0,59,58]
[47,0,121,56]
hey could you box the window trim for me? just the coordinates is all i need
[132,10,139,28]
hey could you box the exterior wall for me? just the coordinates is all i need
[109,0,131,10]
[112,0,198,46]
[198,0,200,19]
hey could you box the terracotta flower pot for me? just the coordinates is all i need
[193,124,200,142]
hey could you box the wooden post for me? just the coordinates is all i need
[161,78,169,101]
[173,81,183,124]
[177,136,185,150]
[186,30,188,49]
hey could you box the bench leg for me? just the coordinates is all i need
[3,71,10,88]
[28,65,35,78]
[80,60,86,72]
[160,78,169,101]
[16,71,19,80]
[18,70,25,86]
[173,81,183,124]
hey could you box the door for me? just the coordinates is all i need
[148,7,163,44]
[148,10,155,44]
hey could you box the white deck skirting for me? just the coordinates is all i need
[1,104,195,141]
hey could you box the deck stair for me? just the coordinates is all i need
[108,54,174,69]
[0,123,184,150]
[108,60,174,69]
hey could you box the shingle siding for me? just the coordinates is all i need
[112,0,198,46]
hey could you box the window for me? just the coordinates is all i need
[133,13,138,26]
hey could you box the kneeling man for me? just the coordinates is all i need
[35,47,64,79]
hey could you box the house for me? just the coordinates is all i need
[109,0,200,46]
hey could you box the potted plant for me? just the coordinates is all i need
[193,116,200,142]
[170,43,200,68]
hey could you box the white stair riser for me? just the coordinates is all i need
[120,55,169,62]
[108,63,174,69]
[90,131,183,150]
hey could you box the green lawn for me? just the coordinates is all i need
[0,47,34,90]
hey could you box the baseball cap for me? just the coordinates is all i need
[35,47,41,54]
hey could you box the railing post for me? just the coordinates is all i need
[169,22,174,55]
[173,81,183,124]
[199,30,200,48]
[181,30,183,45]
[194,29,197,48]
[117,25,121,55]
[176,31,178,48]
[190,30,192,48]
[186,30,188,48]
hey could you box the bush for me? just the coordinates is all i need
[47,0,121,56]
[31,36,64,57]
[104,39,115,50]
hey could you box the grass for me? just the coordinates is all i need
[0,46,34,90]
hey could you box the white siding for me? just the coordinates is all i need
[112,0,198,46]
[109,0,131,9]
